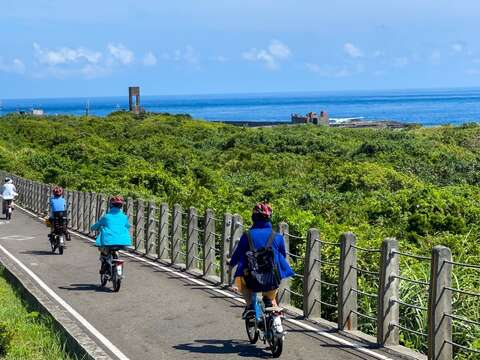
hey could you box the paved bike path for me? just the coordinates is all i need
[0,209,394,360]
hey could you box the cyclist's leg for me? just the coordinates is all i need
[262,289,278,308]
[235,276,253,305]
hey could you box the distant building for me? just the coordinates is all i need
[128,86,141,114]
[32,109,44,116]
[291,111,329,126]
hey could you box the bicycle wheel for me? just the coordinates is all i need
[245,316,259,344]
[271,336,283,358]
[112,270,121,292]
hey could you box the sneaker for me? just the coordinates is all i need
[242,305,255,319]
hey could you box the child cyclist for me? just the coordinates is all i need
[47,186,71,241]
[229,202,294,318]
[91,196,132,271]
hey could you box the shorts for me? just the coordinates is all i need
[234,276,277,300]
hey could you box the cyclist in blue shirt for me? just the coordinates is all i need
[48,186,70,241]
[230,202,294,318]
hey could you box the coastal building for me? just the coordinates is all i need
[291,111,329,126]
[128,86,141,114]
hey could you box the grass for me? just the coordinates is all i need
[0,267,76,360]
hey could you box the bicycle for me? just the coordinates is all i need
[48,215,68,255]
[244,293,285,358]
[99,247,125,292]
[2,199,14,220]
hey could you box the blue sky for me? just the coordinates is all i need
[1,0,480,98]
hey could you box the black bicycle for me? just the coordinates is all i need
[99,247,125,292]
[245,293,285,358]
[49,216,68,255]
[2,199,13,220]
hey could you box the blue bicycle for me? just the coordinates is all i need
[244,293,285,357]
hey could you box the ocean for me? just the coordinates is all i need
[2,88,480,126]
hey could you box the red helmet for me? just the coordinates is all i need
[252,202,272,219]
[110,195,124,207]
[52,186,64,196]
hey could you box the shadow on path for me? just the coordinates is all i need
[173,339,271,358]
[20,250,55,256]
[58,283,111,293]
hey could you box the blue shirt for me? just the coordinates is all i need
[91,207,132,247]
[50,196,66,216]
[230,220,295,281]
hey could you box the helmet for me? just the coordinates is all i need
[110,195,124,207]
[52,186,64,196]
[5,177,11,183]
[252,202,272,219]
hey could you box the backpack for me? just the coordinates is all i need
[243,230,281,292]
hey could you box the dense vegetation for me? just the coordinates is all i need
[1,113,479,357]
[0,268,75,359]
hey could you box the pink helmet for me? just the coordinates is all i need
[110,195,124,207]
[252,202,272,219]
[53,186,64,197]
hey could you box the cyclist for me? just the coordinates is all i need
[0,177,18,217]
[91,196,132,272]
[229,202,294,318]
[47,186,70,241]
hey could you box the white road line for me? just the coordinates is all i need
[16,205,393,360]
[0,245,130,360]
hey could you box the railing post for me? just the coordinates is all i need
[220,213,232,285]
[43,185,50,215]
[338,232,358,330]
[203,209,216,277]
[158,203,170,261]
[428,246,452,360]
[65,190,72,228]
[76,191,83,231]
[71,191,78,230]
[277,222,291,307]
[171,203,183,265]
[145,202,157,257]
[377,238,400,346]
[304,228,321,319]
[88,193,97,236]
[82,192,89,234]
[228,214,243,285]
[186,207,199,270]
[125,197,134,240]
[135,199,145,253]
[97,194,107,222]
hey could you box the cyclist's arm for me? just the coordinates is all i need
[91,216,106,231]
[277,235,287,258]
[230,234,248,267]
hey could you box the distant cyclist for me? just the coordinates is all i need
[229,202,294,318]
[91,196,132,272]
[0,177,18,218]
[47,186,70,241]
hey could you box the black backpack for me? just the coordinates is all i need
[244,230,281,292]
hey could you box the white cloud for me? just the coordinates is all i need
[343,42,363,58]
[305,63,362,77]
[142,51,157,66]
[452,42,465,53]
[393,57,409,68]
[211,55,228,63]
[107,43,134,65]
[33,43,101,65]
[268,40,291,59]
[243,40,291,70]
[81,64,111,78]
[163,45,199,66]
[430,50,441,64]
[0,57,26,74]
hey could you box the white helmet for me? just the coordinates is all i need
[5,177,12,183]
